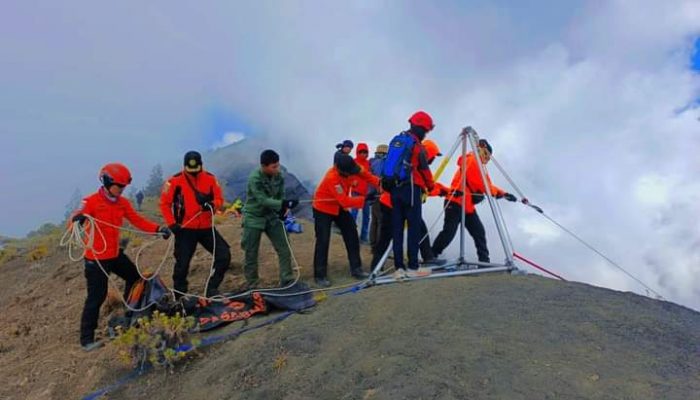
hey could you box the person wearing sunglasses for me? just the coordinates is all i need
[69,163,170,352]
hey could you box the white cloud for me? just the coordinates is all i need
[211,132,246,150]
[1,0,700,309]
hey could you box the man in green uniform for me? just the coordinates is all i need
[242,149,299,288]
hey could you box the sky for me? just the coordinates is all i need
[1,1,699,308]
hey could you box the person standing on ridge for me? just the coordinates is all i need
[431,139,519,264]
[367,143,388,247]
[350,142,373,243]
[312,153,380,287]
[333,139,354,164]
[383,111,435,279]
[70,163,170,351]
[160,151,231,298]
[241,149,299,289]
[370,139,448,271]
[135,190,144,211]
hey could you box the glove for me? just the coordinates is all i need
[438,187,449,197]
[168,224,182,235]
[503,193,517,202]
[451,190,464,197]
[157,226,172,240]
[201,202,214,211]
[282,199,299,210]
[71,214,87,225]
[521,197,530,205]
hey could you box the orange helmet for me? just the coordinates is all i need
[99,163,132,187]
[408,110,434,131]
[422,139,442,161]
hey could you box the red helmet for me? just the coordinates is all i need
[99,163,132,187]
[408,111,434,131]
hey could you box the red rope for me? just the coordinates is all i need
[513,252,566,281]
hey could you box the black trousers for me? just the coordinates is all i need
[173,228,231,296]
[371,204,435,270]
[391,184,423,270]
[431,201,489,262]
[313,208,363,279]
[80,251,139,345]
[368,201,382,248]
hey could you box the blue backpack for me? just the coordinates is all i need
[381,132,416,189]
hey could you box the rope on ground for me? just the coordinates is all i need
[513,252,566,281]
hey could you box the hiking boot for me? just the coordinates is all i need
[351,270,369,280]
[315,278,331,288]
[407,267,431,278]
[81,341,104,352]
[205,287,221,298]
[392,269,408,280]
[422,257,447,267]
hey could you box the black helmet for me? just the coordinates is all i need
[184,151,203,173]
[335,153,360,175]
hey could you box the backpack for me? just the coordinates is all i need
[381,132,416,189]
[370,156,385,177]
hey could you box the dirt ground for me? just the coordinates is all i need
[1,215,699,400]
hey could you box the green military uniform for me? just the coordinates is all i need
[241,168,293,285]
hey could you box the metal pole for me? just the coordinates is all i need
[373,265,510,286]
[466,129,514,266]
[459,128,467,265]
[493,194,515,260]
[368,239,393,282]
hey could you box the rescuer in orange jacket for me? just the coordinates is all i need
[160,151,231,298]
[431,139,518,263]
[350,142,373,243]
[70,163,170,351]
[369,139,449,272]
[312,153,380,287]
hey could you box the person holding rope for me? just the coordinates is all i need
[350,142,373,244]
[370,139,449,272]
[160,151,231,298]
[431,139,518,264]
[70,163,170,351]
[382,111,436,279]
[312,153,380,287]
[241,150,298,289]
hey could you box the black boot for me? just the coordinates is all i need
[315,277,331,288]
[351,269,369,280]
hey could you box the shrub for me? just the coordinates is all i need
[114,311,200,370]
[26,244,49,262]
[0,246,18,265]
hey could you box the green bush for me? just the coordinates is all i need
[26,244,49,262]
[0,246,18,265]
[114,311,200,370]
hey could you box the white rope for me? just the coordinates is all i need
[489,157,665,300]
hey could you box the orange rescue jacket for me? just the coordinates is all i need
[448,152,505,213]
[160,170,225,229]
[313,167,375,216]
[72,188,160,260]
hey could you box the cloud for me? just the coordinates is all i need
[211,132,246,150]
[1,1,700,309]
